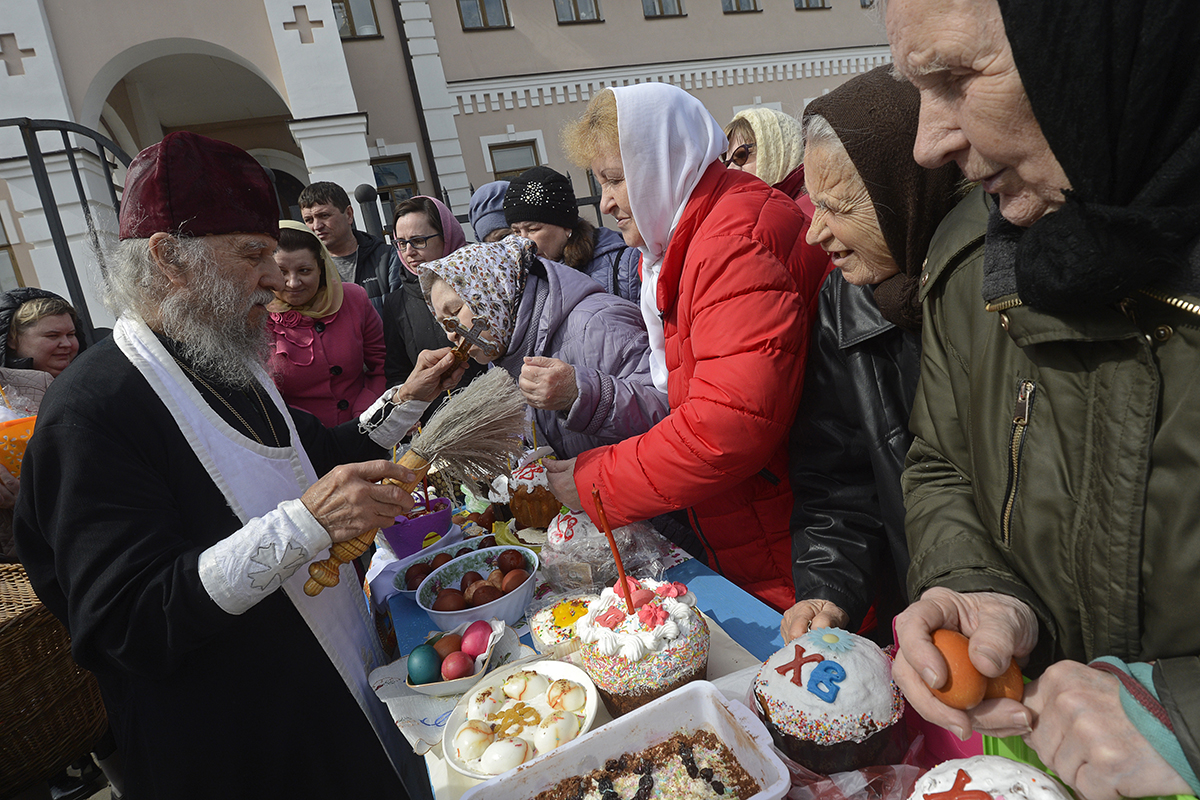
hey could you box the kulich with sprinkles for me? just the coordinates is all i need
[530,592,598,657]
[576,577,710,717]
[752,627,904,773]
[908,756,1072,800]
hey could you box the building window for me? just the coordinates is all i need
[332,0,380,36]
[556,0,602,23]
[458,0,511,29]
[373,156,419,211]
[643,0,685,17]
[795,0,830,7]
[489,141,539,181]
[722,0,759,11]
[0,216,21,291]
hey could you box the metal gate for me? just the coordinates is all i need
[0,118,132,344]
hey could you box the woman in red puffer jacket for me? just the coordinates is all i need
[547,84,828,611]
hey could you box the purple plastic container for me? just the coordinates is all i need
[381,497,453,559]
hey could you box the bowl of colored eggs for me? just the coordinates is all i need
[403,619,522,696]
[416,546,539,630]
[394,534,499,599]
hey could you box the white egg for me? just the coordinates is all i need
[453,719,494,761]
[502,670,551,701]
[546,678,587,712]
[532,710,580,753]
[468,686,503,721]
[479,737,535,774]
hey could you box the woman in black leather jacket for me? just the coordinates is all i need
[782,66,971,643]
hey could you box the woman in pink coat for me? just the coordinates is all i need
[267,220,386,426]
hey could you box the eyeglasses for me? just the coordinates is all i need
[721,143,756,167]
[394,233,442,253]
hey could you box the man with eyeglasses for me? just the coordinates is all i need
[299,181,401,315]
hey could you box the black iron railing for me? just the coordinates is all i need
[0,118,132,343]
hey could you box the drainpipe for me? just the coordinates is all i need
[391,0,443,199]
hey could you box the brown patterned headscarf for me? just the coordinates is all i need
[804,66,963,332]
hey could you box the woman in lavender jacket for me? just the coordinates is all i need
[421,235,666,458]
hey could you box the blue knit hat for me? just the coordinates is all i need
[469,181,510,241]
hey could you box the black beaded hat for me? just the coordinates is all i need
[503,165,579,229]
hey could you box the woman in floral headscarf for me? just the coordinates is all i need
[420,235,666,459]
[267,220,386,427]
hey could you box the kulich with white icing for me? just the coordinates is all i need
[530,593,596,653]
[753,628,903,746]
[546,509,599,546]
[909,756,1072,800]
[576,577,709,713]
[510,461,551,491]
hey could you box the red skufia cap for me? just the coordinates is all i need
[118,131,280,241]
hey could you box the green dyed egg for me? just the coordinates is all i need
[407,644,443,685]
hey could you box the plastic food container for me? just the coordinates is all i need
[459,680,790,800]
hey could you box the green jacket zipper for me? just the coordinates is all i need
[1001,380,1036,546]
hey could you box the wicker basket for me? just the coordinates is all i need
[0,563,108,796]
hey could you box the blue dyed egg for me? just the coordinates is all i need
[407,644,443,685]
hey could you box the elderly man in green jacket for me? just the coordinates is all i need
[886,1,1200,800]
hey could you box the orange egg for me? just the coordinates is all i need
[984,657,1025,702]
[929,629,987,710]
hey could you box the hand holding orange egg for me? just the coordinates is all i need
[929,629,1024,710]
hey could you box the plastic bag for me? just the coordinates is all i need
[537,517,672,594]
[783,739,928,800]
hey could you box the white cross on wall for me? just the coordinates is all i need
[0,33,36,77]
[283,5,324,44]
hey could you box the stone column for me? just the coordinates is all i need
[0,0,120,329]
[263,0,376,193]
[398,0,471,214]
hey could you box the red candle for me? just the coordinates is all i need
[592,485,633,614]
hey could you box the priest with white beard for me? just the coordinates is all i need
[14,132,463,799]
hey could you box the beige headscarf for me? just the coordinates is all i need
[731,107,804,188]
[267,220,344,319]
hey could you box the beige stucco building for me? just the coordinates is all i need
[0,0,888,328]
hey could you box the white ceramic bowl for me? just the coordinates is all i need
[444,658,599,780]
[392,535,496,599]
[416,546,538,630]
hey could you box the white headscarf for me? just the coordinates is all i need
[611,83,727,391]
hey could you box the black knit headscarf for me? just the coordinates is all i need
[996,0,1200,310]
[804,66,963,332]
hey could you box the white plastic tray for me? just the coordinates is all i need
[459,679,790,800]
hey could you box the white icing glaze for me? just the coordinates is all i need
[575,578,700,662]
[532,709,580,752]
[910,756,1072,800]
[453,719,495,761]
[753,627,902,743]
[510,462,550,490]
[547,510,600,546]
[480,738,535,774]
